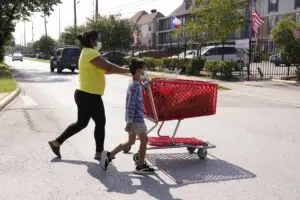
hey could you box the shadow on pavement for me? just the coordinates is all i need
[12,69,77,83]
[51,158,181,200]
[146,153,256,185]
[50,152,256,197]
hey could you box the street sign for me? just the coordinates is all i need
[294,27,300,39]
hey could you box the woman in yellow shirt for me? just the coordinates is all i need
[48,31,129,170]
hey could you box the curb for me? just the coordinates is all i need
[0,86,21,111]
[272,79,300,86]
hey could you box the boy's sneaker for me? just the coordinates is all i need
[134,163,155,175]
[100,150,109,171]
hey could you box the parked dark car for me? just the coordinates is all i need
[101,51,127,65]
[269,54,291,66]
[50,47,81,73]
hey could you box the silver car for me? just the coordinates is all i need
[12,53,23,62]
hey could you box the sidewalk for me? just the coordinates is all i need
[147,71,251,90]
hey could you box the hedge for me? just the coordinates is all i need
[125,57,206,75]
[204,60,234,79]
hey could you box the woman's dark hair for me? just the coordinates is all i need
[76,31,99,48]
[129,59,145,75]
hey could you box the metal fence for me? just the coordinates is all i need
[241,38,298,80]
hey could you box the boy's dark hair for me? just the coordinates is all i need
[129,59,145,75]
[76,31,99,48]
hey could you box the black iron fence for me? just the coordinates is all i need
[240,38,298,80]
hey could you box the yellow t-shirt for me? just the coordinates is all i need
[78,48,106,95]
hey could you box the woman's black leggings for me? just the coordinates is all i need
[56,89,106,152]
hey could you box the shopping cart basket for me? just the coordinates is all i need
[124,78,218,162]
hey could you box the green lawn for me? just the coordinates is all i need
[25,57,50,63]
[0,63,17,93]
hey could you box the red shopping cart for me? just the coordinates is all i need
[124,78,218,162]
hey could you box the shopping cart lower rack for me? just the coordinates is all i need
[124,78,218,162]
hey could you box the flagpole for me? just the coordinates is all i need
[248,0,253,81]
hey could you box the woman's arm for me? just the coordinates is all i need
[90,56,129,74]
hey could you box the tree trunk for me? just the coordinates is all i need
[0,38,5,62]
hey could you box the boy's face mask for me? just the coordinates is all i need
[96,42,102,50]
[140,71,147,80]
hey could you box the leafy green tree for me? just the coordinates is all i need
[177,0,247,59]
[59,25,87,45]
[0,0,61,61]
[33,36,57,55]
[271,17,300,64]
[86,15,134,51]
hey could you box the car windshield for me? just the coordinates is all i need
[63,48,81,57]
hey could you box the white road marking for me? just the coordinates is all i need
[21,95,38,107]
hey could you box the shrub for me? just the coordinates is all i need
[162,58,172,70]
[204,60,234,79]
[190,59,206,75]
[204,60,221,78]
[220,61,234,78]
[142,57,163,71]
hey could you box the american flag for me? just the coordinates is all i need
[252,0,264,34]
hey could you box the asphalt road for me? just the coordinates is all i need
[1,58,300,200]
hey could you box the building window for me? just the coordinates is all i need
[295,0,300,9]
[148,39,151,44]
[268,0,278,13]
[148,24,152,31]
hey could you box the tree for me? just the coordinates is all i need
[33,36,57,55]
[59,25,87,45]
[177,0,247,59]
[271,17,300,81]
[86,15,134,51]
[0,0,61,61]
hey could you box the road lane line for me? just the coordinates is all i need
[21,95,38,107]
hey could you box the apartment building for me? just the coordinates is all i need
[257,0,300,37]
[156,0,194,48]
[130,10,165,48]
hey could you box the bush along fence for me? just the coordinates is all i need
[125,57,234,79]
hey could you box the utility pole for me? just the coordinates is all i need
[44,14,48,37]
[59,8,61,37]
[24,21,26,54]
[95,0,98,20]
[32,21,34,42]
[74,0,77,36]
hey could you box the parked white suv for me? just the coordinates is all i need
[201,45,246,61]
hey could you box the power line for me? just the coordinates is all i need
[106,0,161,16]
[107,0,157,12]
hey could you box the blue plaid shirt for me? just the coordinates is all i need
[125,81,145,123]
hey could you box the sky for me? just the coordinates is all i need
[13,0,183,45]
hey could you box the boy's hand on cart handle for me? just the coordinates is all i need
[125,123,133,132]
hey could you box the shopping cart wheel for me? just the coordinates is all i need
[123,146,131,153]
[133,153,139,163]
[197,148,207,160]
[187,147,196,154]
